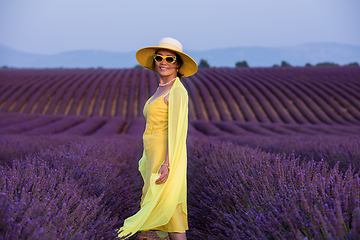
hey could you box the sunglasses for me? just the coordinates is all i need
[153,54,177,64]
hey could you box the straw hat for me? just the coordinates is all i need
[136,37,198,77]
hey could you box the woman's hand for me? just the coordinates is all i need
[155,165,169,185]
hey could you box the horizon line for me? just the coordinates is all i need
[1,41,360,56]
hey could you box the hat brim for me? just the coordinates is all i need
[136,46,198,77]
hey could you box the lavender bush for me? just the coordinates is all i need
[1,134,359,239]
[187,137,360,239]
[0,134,82,167]
[0,135,143,240]
[218,134,360,172]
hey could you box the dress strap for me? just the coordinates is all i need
[163,90,171,97]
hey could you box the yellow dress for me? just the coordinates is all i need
[118,77,189,239]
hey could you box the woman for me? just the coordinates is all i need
[118,37,198,240]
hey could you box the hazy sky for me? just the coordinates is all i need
[0,0,359,54]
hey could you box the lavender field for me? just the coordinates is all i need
[1,67,360,135]
[0,67,360,239]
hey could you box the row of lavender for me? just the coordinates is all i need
[0,68,157,119]
[0,135,143,240]
[1,113,360,137]
[197,67,360,123]
[1,67,359,123]
[1,134,360,239]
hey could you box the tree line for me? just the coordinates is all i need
[197,59,359,68]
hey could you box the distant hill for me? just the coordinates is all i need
[188,43,360,67]
[1,43,359,68]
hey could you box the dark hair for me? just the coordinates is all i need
[153,49,183,78]
[175,52,183,78]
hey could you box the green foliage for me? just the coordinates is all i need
[235,61,249,68]
[281,61,292,67]
[316,62,339,67]
[347,62,359,66]
[305,63,312,67]
[198,59,210,68]
[134,64,143,69]
[272,64,280,67]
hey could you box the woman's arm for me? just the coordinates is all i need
[155,83,188,185]
[155,142,169,185]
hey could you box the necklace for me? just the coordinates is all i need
[159,77,176,87]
